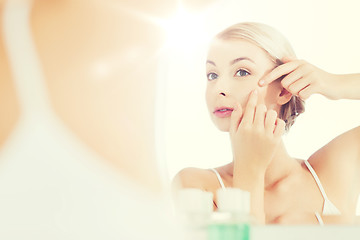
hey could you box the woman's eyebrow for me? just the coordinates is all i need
[230,57,255,65]
[206,60,216,66]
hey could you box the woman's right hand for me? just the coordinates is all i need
[229,90,285,223]
[230,90,285,177]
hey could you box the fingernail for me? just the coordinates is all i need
[259,80,265,86]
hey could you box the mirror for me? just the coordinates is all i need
[163,0,360,226]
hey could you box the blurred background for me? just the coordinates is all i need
[160,0,360,181]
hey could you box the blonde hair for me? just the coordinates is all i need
[215,22,305,131]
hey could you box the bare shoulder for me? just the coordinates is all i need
[308,126,360,210]
[309,125,360,170]
[172,167,217,191]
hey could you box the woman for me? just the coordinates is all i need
[172,22,360,224]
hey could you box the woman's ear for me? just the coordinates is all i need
[277,87,292,105]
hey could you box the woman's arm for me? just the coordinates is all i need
[260,58,360,215]
[230,90,285,223]
[258,57,360,100]
[329,73,360,100]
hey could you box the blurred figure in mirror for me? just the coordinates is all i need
[0,0,217,238]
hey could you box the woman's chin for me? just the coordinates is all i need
[215,124,230,132]
[211,117,231,132]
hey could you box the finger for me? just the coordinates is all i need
[298,85,315,100]
[274,118,286,137]
[282,56,297,63]
[254,104,267,129]
[259,61,301,86]
[281,69,305,89]
[282,62,313,87]
[264,110,277,135]
[229,103,243,133]
[241,90,258,126]
[287,78,311,96]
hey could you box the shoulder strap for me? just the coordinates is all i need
[304,160,329,200]
[3,0,54,119]
[314,212,324,225]
[209,168,226,190]
[304,160,341,215]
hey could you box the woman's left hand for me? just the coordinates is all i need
[258,57,339,100]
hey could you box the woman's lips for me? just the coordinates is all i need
[213,107,234,118]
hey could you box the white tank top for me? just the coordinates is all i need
[0,1,181,238]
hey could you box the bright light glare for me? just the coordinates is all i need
[160,6,210,52]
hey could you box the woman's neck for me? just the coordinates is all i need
[225,139,302,190]
[263,140,302,190]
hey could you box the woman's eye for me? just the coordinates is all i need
[207,72,218,81]
[235,69,250,77]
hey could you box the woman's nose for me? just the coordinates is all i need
[215,77,230,97]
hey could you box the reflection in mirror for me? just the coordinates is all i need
[165,0,360,232]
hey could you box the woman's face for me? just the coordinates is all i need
[205,39,280,132]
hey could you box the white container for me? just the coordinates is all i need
[174,188,213,240]
[208,188,251,240]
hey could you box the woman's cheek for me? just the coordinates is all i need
[205,87,214,112]
[233,85,257,106]
[234,76,267,105]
